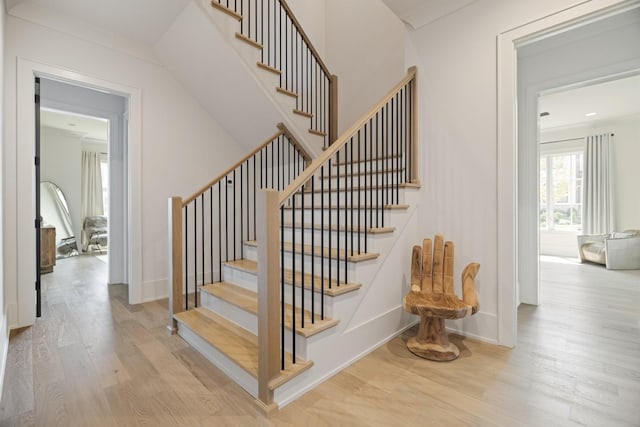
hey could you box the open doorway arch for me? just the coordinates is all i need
[496,0,640,347]
[14,59,142,327]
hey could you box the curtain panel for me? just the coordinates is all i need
[582,133,614,235]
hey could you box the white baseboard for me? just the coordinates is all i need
[140,279,169,303]
[276,307,418,408]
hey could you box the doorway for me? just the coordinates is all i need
[516,7,640,308]
[36,78,129,303]
[13,59,143,327]
[497,1,640,347]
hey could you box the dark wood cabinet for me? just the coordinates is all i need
[41,226,56,274]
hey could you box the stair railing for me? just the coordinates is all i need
[168,123,310,331]
[257,67,418,405]
[211,0,338,147]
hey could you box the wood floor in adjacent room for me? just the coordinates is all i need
[1,255,638,426]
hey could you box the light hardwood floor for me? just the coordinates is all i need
[1,255,638,426]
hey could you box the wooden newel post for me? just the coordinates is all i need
[409,66,418,184]
[256,190,280,412]
[329,74,339,145]
[167,196,183,335]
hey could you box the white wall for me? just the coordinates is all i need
[0,0,7,403]
[325,0,406,134]
[3,13,247,327]
[286,0,326,58]
[402,0,640,343]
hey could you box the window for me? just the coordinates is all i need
[540,151,583,231]
[100,154,109,216]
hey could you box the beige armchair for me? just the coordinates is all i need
[578,229,640,270]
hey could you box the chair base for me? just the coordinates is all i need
[406,315,460,361]
[407,337,459,361]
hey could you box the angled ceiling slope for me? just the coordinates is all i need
[382,0,478,30]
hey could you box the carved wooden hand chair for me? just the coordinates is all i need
[402,235,480,361]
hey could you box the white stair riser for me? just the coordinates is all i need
[220,264,338,318]
[282,208,395,226]
[288,187,408,206]
[281,227,377,251]
[330,158,407,175]
[282,282,335,319]
[222,263,259,292]
[245,243,360,271]
[176,318,258,398]
[199,289,309,358]
[317,172,408,189]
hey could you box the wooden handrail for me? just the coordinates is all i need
[280,0,331,78]
[278,67,417,205]
[182,123,310,205]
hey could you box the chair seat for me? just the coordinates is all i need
[581,241,606,265]
[403,291,473,320]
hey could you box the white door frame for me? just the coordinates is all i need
[15,58,142,326]
[496,0,637,347]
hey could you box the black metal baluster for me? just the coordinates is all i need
[233,169,237,260]
[253,155,257,240]
[280,207,285,370]
[311,177,315,323]
[357,130,361,255]
[239,164,244,259]
[292,193,296,363]
[194,198,198,307]
[336,148,340,289]
[350,139,354,256]
[301,181,305,329]
[375,112,379,228]
[210,187,213,283]
[364,121,369,253]
[321,165,325,318]
[328,158,332,289]
[218,184,222,280]
[185,205,188,310]
[225,174,229,261]
[201,194,205,287]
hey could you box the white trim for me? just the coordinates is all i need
[15,58,143,327]
[496,0,635,347]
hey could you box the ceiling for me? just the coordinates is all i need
[6,0,472,46]
[6,0,190,45]
[381,0,478,29]
[539,74,640,130]
[41,108,109,142]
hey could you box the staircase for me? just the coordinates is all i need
[167,0,419,411]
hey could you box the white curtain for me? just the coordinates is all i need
[582,133,614,235]
[81,151,104,222]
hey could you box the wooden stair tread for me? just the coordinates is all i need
[276,87,297,98]
[174,308,312,389]
[281,222,395,234]
[321,168,405,179]
[309,129,327,137]
[235,32,262,50]
[225,259,362,296]
[211,1,242,21]
[246,241,379,262]
[293,109,313,118]
[304,182,420,194]
[257,61,281,75]
[201,282,340,337]
[281,204,410,211]
[331,154,402,165]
